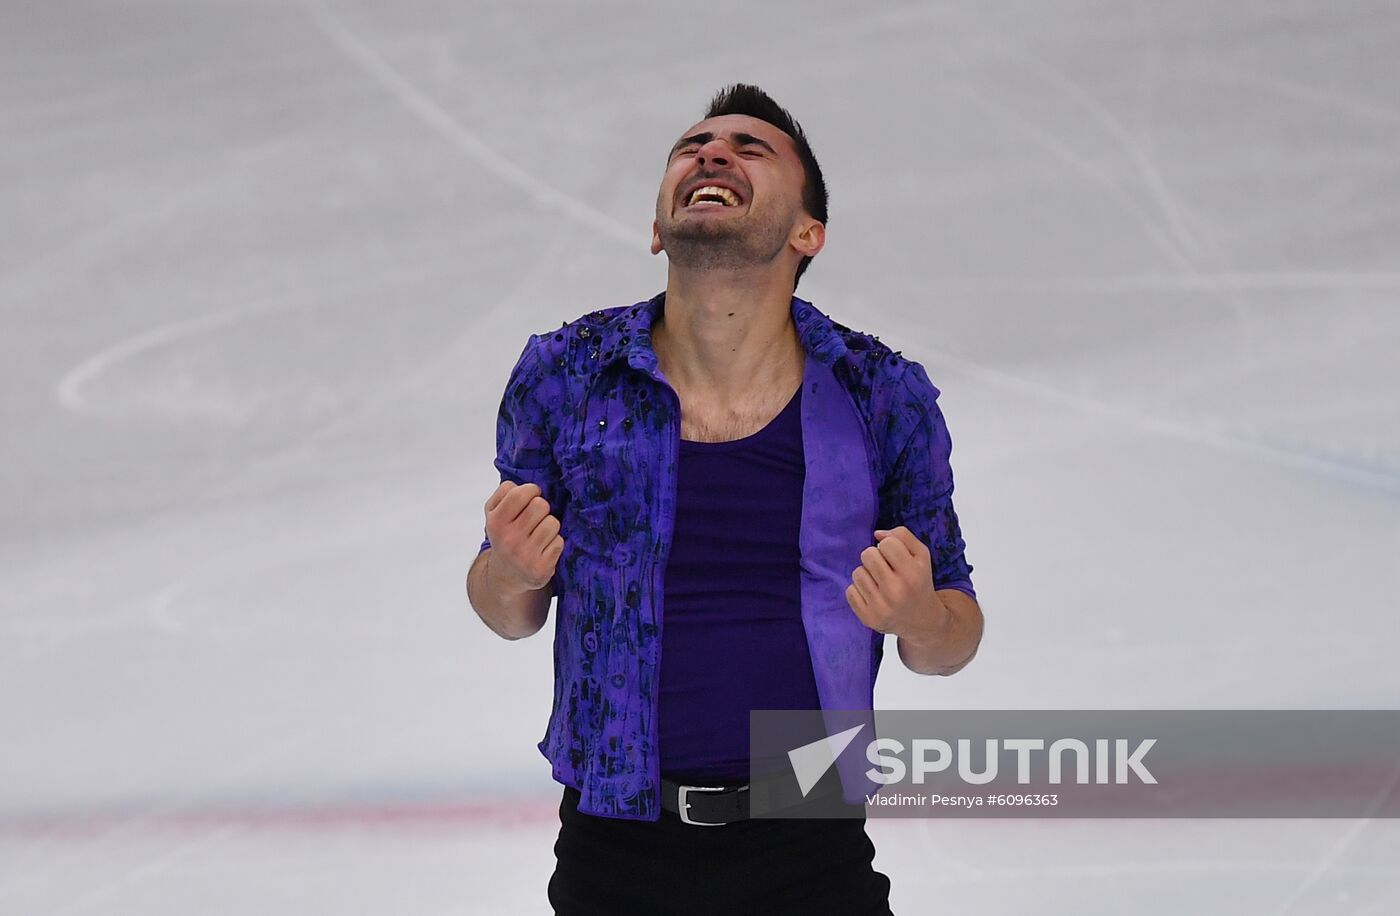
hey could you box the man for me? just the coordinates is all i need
[467,84,982,915]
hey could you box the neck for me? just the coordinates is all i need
[655,265,802,399]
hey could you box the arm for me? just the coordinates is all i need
[468,333,569,640]
[896,588,983,676]
[866,360,982,676]
[467,545,554,640]
[848,528,984,677]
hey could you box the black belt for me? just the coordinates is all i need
[660,772,853,826]
[660,777,751,826]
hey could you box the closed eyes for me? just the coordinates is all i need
[668,130,779,160]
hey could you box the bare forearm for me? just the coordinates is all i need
[466,548,553,640]
[896,589,983,676]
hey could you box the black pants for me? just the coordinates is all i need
[548,785,894,915]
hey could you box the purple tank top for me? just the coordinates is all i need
[657,383,821,783]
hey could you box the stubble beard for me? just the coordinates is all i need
[656,202,791,273]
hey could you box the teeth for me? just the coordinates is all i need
[687,185,740,207]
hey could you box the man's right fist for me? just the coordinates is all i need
[483,481,565,595]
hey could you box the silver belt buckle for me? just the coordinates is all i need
[677,784,734,826]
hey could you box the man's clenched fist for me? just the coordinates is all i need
[484,481,565,595]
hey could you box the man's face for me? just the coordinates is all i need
[651,114,821,274]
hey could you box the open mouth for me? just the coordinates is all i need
[683,185,743,209]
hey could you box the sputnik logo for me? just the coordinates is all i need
[787,724,866,797]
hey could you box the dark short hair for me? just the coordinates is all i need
[703,84,828,289]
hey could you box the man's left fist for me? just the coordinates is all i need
[844,526,944,639]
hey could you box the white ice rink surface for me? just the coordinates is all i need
[3,1,1399,913]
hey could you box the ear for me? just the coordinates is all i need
[650,219,663,255]
[791,218,825,259]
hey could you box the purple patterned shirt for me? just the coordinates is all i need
[479,293,975,821]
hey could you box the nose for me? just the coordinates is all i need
[695,137,731,168]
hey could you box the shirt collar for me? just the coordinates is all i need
[610,291,849,375]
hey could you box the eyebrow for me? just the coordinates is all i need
[669,130,779,159]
